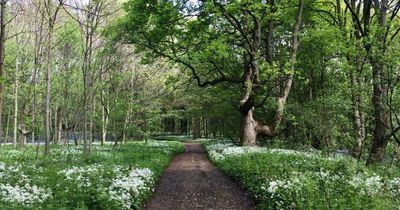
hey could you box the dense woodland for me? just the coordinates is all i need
[0,0,400,166]
[116,0,400,166]
[1,0,400,209]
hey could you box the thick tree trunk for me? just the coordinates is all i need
[240,108,258,146]
[17,122,30,146]
[239,0,303,145]
[367,64,389,164]
[366,0,389,165]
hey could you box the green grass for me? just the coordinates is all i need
[0,140,184,210]
[204,141,400,210]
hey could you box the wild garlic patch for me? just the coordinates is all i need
[0,162,52,206]
[205,141,400,209]
[0,183,52,206]
[108,168,154,209]
[0,141,184,209]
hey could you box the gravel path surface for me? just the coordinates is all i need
[143,143,256,210]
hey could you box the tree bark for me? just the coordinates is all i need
[45,29,52,154]
[350,71,366,158]
[44,0,61,154]
[101,94,109,145]
[366,0,389,165]
[13,57,19,147]
[240,108,259,145]
[55,107,62,144]
[0,0,7,145]
[18,122,30,146]
[122,106,132,143]
[31,5,45,145]
[4,107,9,144]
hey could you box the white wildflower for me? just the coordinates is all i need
[0,183,52,206]
[108,168,154,209]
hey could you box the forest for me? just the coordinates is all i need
[1,0,400,209]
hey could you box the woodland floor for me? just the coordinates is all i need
[143,143,256,210]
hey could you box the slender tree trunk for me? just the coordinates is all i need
[101,95,108,145]
[32,98,36,144]
[44,0,56,154]
[144,109,148,144]
[45,35,52,154]
[83,16,93,153]
[88,88,93,151]
[32,7,44,145]
[54,107,57,144]
[0,0,7,145]
[13,57,19,148]
[350,71,366,157]
[64,118,68,145]
[4,107,9,144]
[122,106,131,143]
[83,34,89,153]
[54,107,61,144]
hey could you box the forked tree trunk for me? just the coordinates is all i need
[239,0,304,145]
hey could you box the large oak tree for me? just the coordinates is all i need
[118,0,306,145]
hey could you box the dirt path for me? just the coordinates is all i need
[143,143,256,210]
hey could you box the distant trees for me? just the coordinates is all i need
[0,0,175,154]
